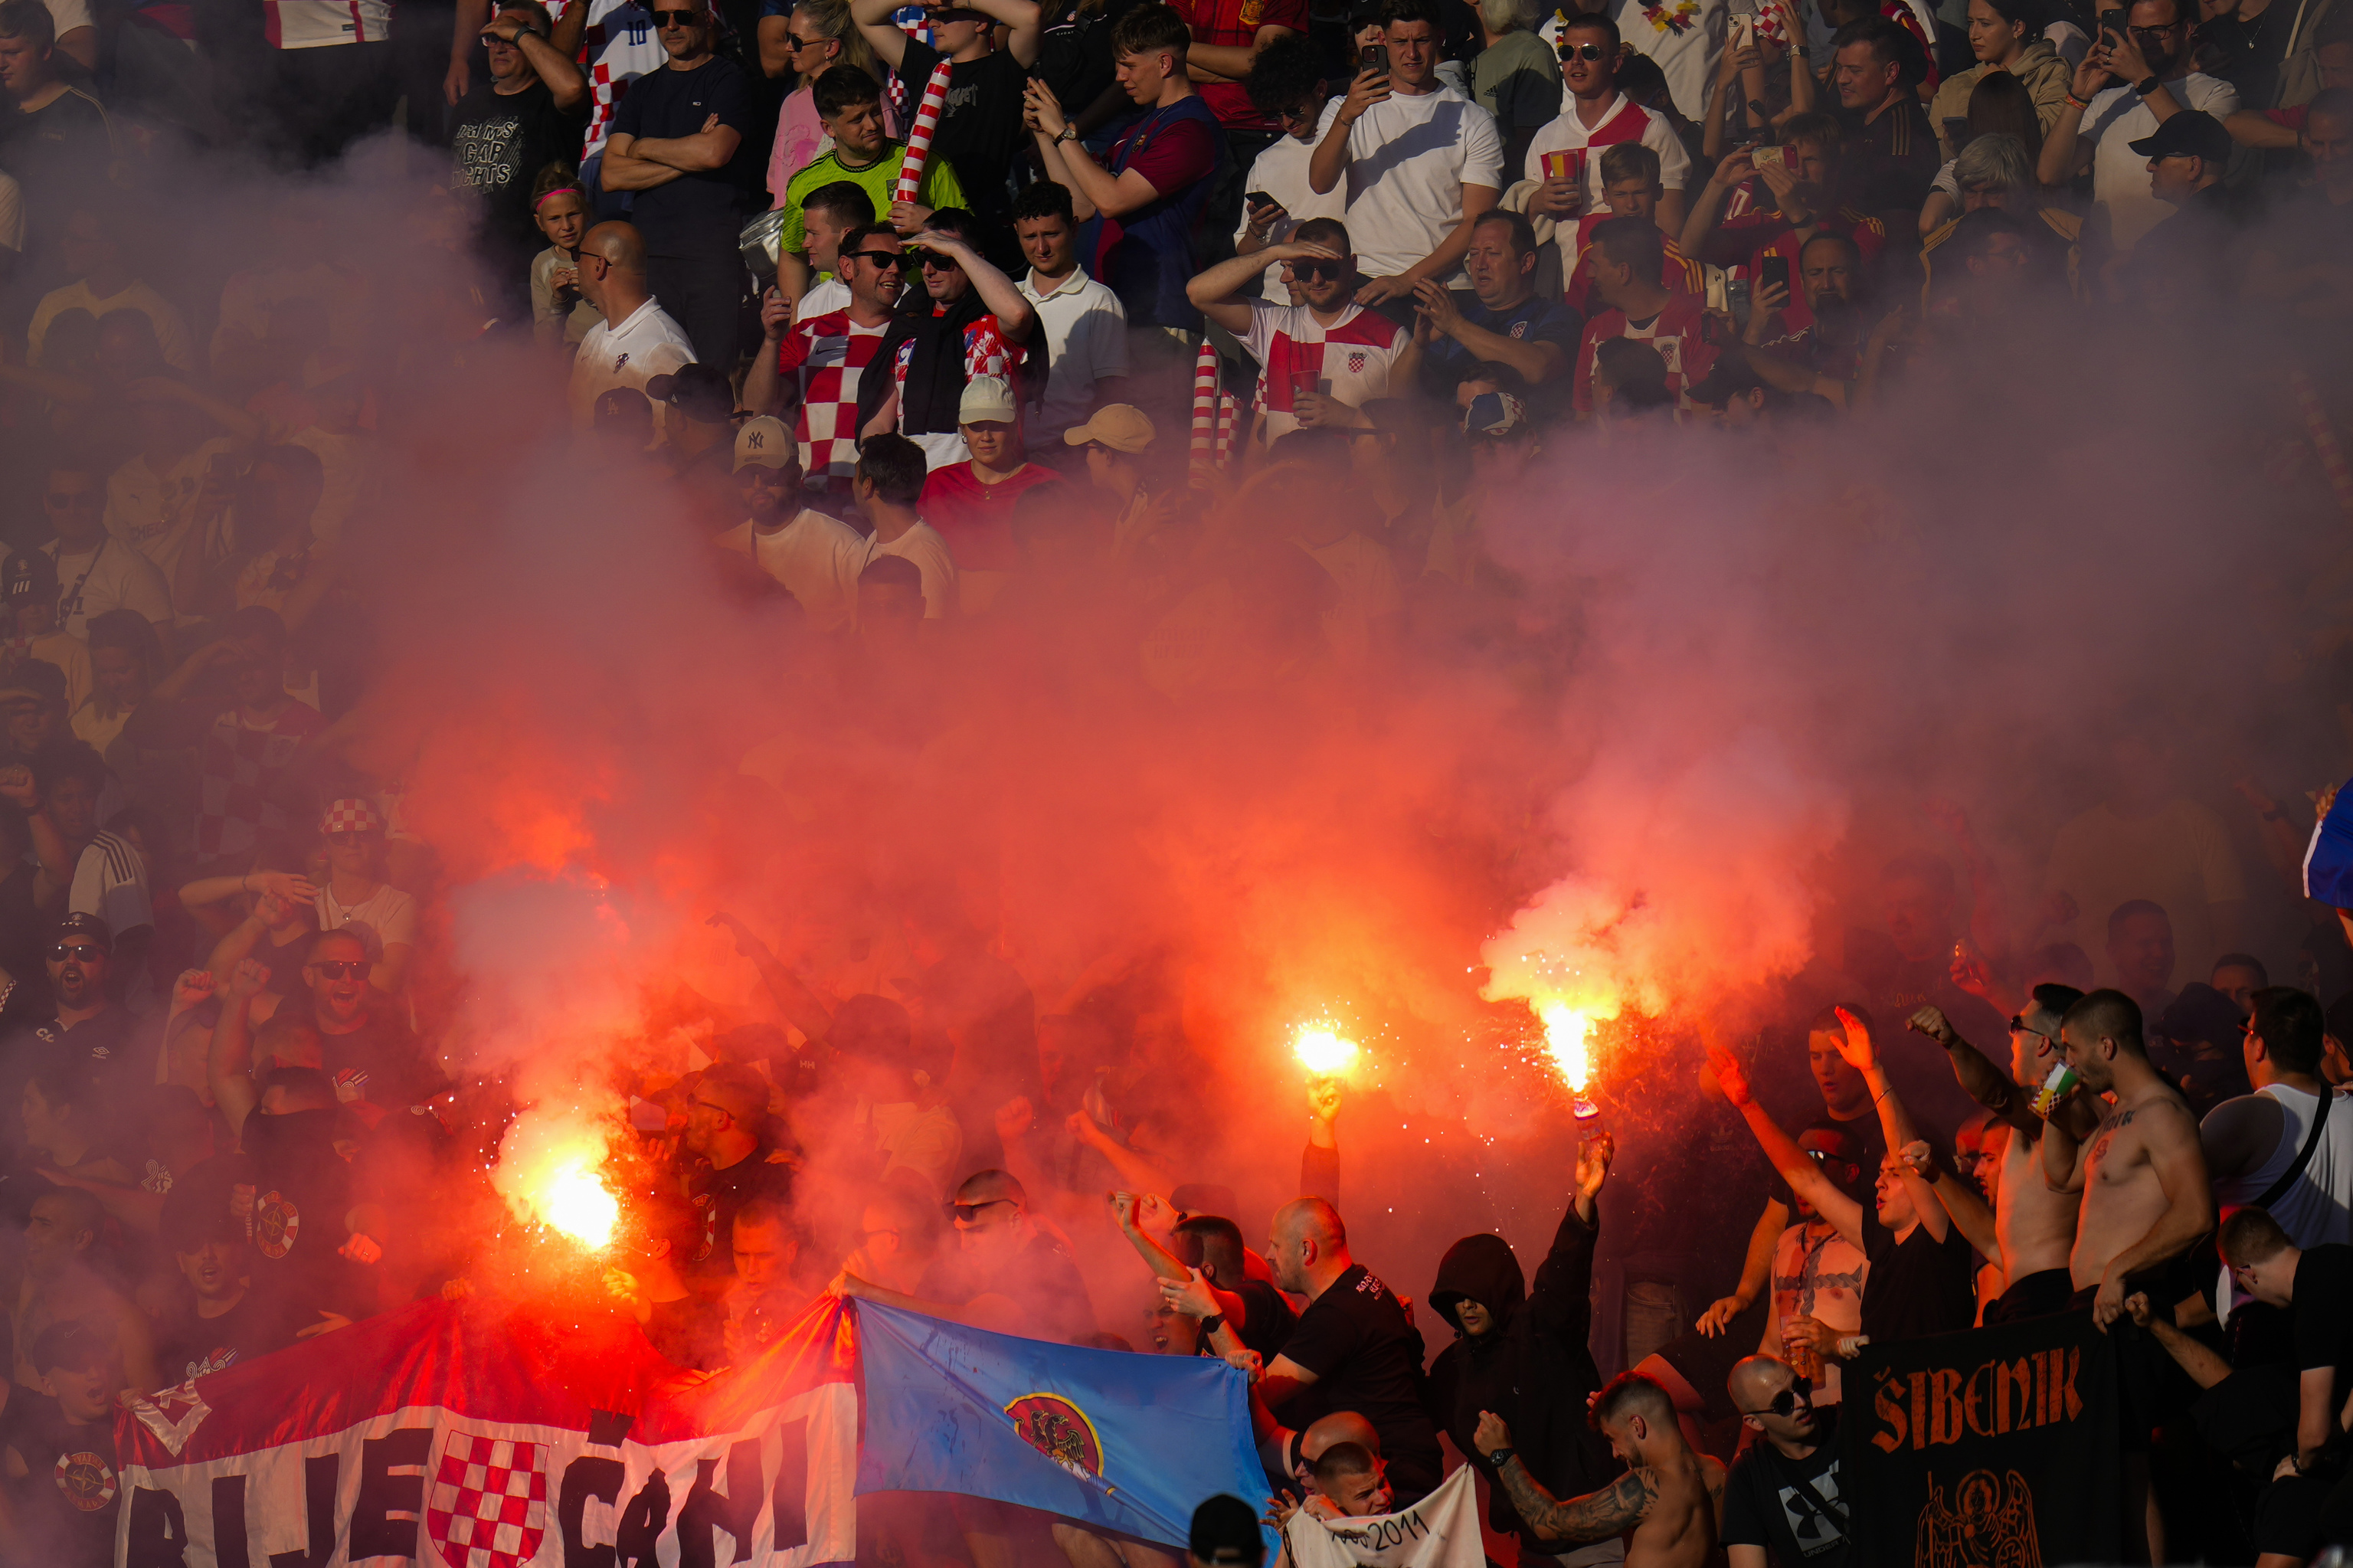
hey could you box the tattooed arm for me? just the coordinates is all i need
[1494,1459,1658,1543]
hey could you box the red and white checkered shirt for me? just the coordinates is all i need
[891,310,1016,405]
[779,311,889,488]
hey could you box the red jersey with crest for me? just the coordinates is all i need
[1694,208,1888,336]
[1571,291,1720,414]
[1563,211,1704,316]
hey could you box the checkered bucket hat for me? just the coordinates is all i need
[320,797,385,836]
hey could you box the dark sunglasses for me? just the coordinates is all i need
[2008,1015,2058,1041]
[951,1197,1016,1223]
[1291,258,1348,281]
[785,32,827,48]
[1559,41,1610,60]
[841,248,907,267]
[49,944,103,962]
[650,8,705,24]
[906,248,961,270]
[310,960,368,980]
[1741,1385,1808,1419]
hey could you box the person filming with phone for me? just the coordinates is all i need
[2036,0,2238,254]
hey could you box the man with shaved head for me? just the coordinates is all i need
[567,219,698,430]
[1255,1196,1442,1504]
[1719,1356,1849,1568]
[836,1169,1095,1343]
[1477,1373,1723,1567]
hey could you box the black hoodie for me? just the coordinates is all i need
[1425,1202,1618,1555]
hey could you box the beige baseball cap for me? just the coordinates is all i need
[734,415,794,472]
[957,375,1018,427]
[1062,404,1155,453]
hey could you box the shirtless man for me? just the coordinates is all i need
[1907,987,2092,1322]
[1474,1373,1724,1568]
[2040,989,2215,1327]
[11,1188,160,1396]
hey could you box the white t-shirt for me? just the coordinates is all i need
[569,296,697,427]
[31,280,195,373]
[1332,86,1504,281]
[866,521,960,620]
[42,0,93,38]
[1238,297,1412,447]
[286,427,377,551]
[319,882,419,952]
[106,437,237,597]
[715,509,867,631]
[2076,74,2239,250]
[1524,92,1694,205]
[264,0,390,46]
[1543,0,1723,121]
[69,830,152,937]
[794,275,850,323]
[44,538,174,635]
[1236,129,1348,300]
[1016,268,1130,451]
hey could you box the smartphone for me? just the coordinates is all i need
[1760,254,1790,295]
[1752,143,1786,172]
[1733,13,1755,48]
[1246,190,1277,211]
[1359,42,1389,77]
[1726,277,1752,326]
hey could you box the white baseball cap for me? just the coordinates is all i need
[734,415,794,472]
[957,375,1018,427]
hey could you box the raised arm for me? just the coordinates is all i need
[0,768,75,909]
[2037,47,2110,187]
[1834,1005,1922,1154]
[1027,79,1170,221]
[707,912,835,1041]
[1477,1413,1656,1544]
[970,0,1042,66]
[1069,1109,1178,1195]
[851,0,913,70]
[207,960,269,1141]
[1526,1132,1612,1340]
[1680,150,1751,261]
[910,228,1035,342]
[1301,1076,1339,1203]
[1311,67,1385,195]
[1908,1003,2038,1135]
[1706,1042,1867,1248]
[205,889,304,986]
[1900,1140,1988,1254]
[1189,243,1334,334]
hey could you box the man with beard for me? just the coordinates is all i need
[711,416,864,631]
[0,915,143,1139]
[218,933,424,1115]
[838,1168,1093,1341]
[1910,988,2092,1322]
[1720,1356,1851,1568]
[856,212,1037,472]
[1425,1132,1618,1563]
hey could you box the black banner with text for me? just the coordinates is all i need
[1841,1309,2122,1567]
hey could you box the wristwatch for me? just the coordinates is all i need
[1056,123,1081,143]
[2133,75,2162,95]
[1199,1313,1226,1337]
[1484,1447,1517,1468]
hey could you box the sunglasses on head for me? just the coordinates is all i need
[650,8,704,24]
[1560,41,1610,60]
[310,959,367,980]
[1742,1384,1808,1419]
[1291,258,1348,281]
[50,943,103,962]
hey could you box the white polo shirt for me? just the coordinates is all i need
[569,296,696,428]
[1016,267,1131,452]
[1330,84,1505,282]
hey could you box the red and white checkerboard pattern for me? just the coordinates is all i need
[319,797,383,836]
[780,312,890,488]
[426,1432,548,1568]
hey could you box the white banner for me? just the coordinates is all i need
[1282,1465,1486,1568]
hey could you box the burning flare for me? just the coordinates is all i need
[1292,1023,1360,1076]
[1535,1001,1594,1092]
[494,1108,620,1250]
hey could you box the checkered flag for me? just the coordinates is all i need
[426,1431,550,1568]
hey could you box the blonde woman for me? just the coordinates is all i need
[766,0,902,203]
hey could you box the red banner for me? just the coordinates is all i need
[118,1295,862,1568]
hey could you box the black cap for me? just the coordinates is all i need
[3,551,57,603]
[54,912,112,954]
[1189,1495,1265,1567]
[2129,110,2231,165]
[645,362,734,425]
[0,656,66,705]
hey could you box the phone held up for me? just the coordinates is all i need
[1359,42,1389,78]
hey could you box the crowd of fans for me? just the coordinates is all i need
[0,0,2349,1558]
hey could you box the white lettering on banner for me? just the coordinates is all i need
[1283,1465,1487,1568]
[116,1382,859,1568]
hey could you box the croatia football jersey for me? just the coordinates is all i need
[1563,211,1703,316]
[1239,299,1410,447]
[779,311,889,488]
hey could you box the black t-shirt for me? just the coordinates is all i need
[2292,1242,2353,1416]
[0,1005,147,1164]
[1231,1275,1298,1361]
[1274,1264,1444,1497]
[1416,291,1583,421]
[450,77,587,270]
[152,1287,301,1385]
[607,55,757,256]
[896,37,1029,237]
[314,1009,429,1108]
[1033,0,1141,127]
[1772,1110,1886,1219]
[0,87,116,260]
[683,1142,791,1278]
[1720,1407,1850,1566]
[1858,1206,1979,1344]
[231,1111,363,1318]
[0,1392,118,1568]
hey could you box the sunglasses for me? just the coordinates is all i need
[906,248,961,270]
[1741,1385,1808,1419]
[786,32,827,48]
[1560,41,1610,60]
[841,248,906,267]
[310,960,367,980]
[951,1197,1016,1223]
[1290,259,1348,281]
[49,944,103,962]
[650,8,705,24]
[2008,1016,2058,1042]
